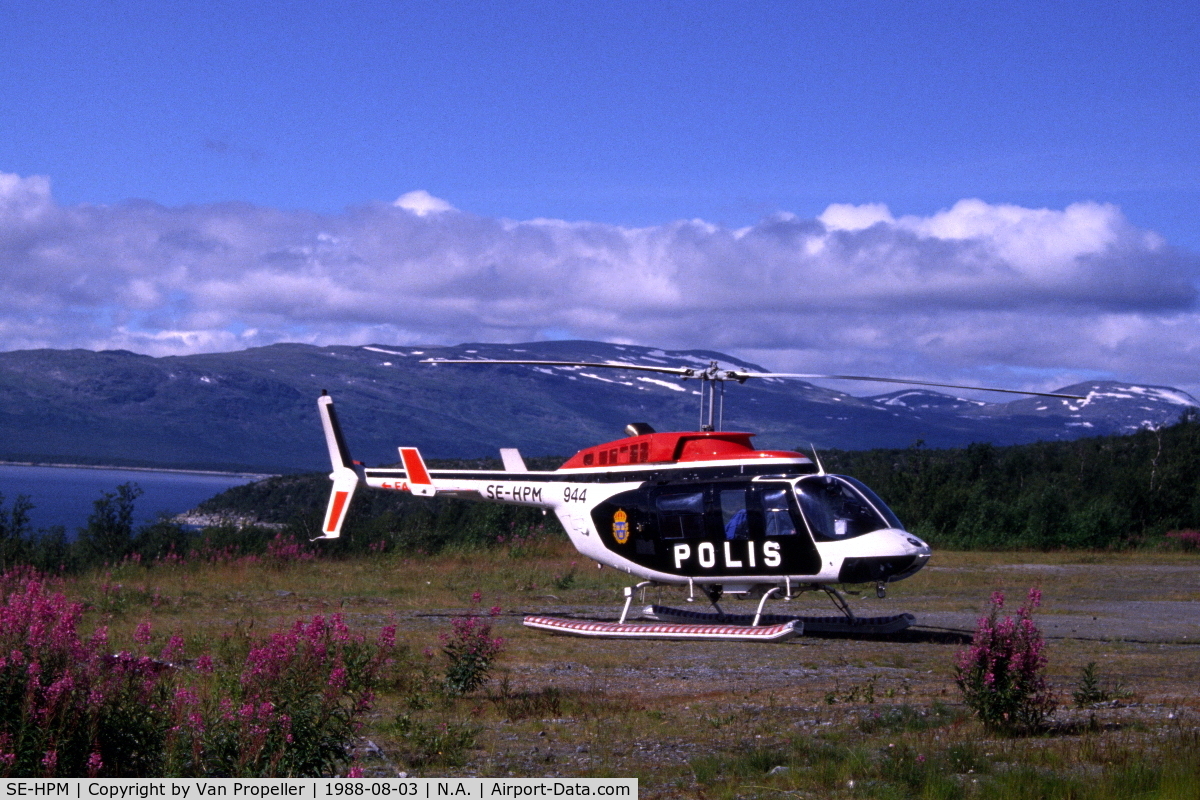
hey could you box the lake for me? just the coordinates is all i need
[0,464,265,534]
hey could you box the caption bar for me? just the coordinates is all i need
[2,779,637,799]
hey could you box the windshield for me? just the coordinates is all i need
[794,475,901,542]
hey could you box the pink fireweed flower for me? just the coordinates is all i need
[89,626,109,649]
[955,585,1053,732]
[87,751,103,776]
[133,621,152,646]
[377,625,397,649]
[1025,586,1042,611]
[196,654,214,674]
[160,635,185,663]
[174,687,200,706]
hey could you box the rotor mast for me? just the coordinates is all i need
[685,361,746,431]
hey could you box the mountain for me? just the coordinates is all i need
[0,341,1194,472]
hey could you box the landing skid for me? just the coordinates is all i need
[521,580,911,641]
[643,605,915,636]
[522,615,802,642]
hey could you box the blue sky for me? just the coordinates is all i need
[1,1,1199,395]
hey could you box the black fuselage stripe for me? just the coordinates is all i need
[364,463,817,484]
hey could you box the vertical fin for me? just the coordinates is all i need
[316,392,362,539]
[500,448,528,473]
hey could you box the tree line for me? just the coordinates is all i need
[2,417,1198,572]
[821,410,1200,549]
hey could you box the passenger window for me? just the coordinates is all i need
[656,491,707,539]
[719,489,749,540]
[759,487,797,537]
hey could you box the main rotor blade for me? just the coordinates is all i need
[421,357,1088,400]
[730,372,1087,400]
[421,358,696,377]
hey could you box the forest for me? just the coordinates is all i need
[2,416,1199,573]
[823,409,1200,549]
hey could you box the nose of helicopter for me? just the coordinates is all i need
[893,530,932,580]
[835,529,931,584]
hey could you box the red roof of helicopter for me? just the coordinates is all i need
[559,431,809,470]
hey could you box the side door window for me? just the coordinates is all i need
[758,485,798,537]
[718,488,749,540]
[655,490,708,539]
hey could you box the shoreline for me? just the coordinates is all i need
[0,461,275,480]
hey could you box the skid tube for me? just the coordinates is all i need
[522,580,803,642]
[643,605,915,636]
[522,614,802,642]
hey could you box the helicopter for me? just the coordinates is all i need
[314,358,1084,641]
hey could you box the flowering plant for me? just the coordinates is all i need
[0,569,396,777]
[1166,530,1200,551]
[0,571,167,776]
[164,613,397,777]
[955,587,1055,733]
[441,593,504,696]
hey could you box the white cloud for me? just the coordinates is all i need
[818,202,894,231]
[1,172,1198,394]
[392,190,456,216]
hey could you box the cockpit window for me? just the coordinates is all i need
[837,475,904,530]
[795,476,899,541]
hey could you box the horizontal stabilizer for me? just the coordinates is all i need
[399,447,436,496]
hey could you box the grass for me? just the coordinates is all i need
[25,539,1200,795]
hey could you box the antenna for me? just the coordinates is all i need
[809,443,827,475]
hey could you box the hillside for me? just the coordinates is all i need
[0,341,1194,472]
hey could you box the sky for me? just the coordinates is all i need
[1,0,1199,397]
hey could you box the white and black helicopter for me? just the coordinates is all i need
[315,359,1083,641]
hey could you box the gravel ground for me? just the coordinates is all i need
[350,555,1200,788]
